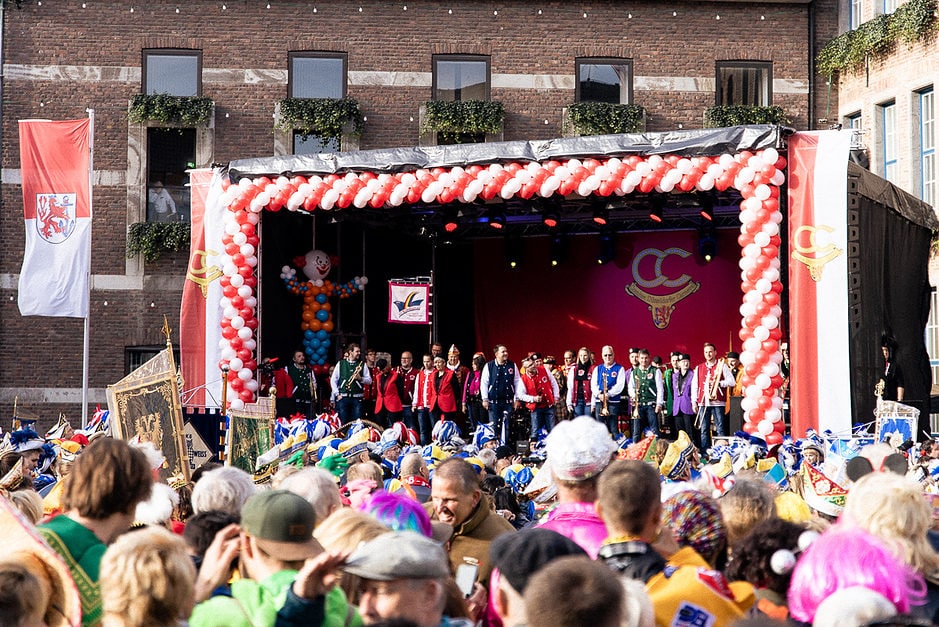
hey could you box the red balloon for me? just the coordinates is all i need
[769,235,782,247]
[773,420,786,433]
[758,395,773,410]
[754,301,770,317]
[237,348,251,362]
[232,253,246,266]
[245,317,259,330]
[742,420,758,434]
[247,235,260,247]
[744,314,760,328]
[748,407,765,422]
[765,432,783,445]
[638,177,658,194]
[238,266,254,279]
[229,372,242,385]
[239,390,254,402]
[771,374,785,388]
[230,295,245,309]
[763,198,779,213]
[762,339,778,353]
[738,182,755,198]
[240,223,255,236]
[229,337,243,350]
[238,306,253,320]
[739,328,753,341]
[244,275,258,288]
[738,233,754,247]
[769,328,783,340]
[745,362,761,377]
[222,285,237,299]
[221,326,237,340]
[220,276,231,288]
[225,242,239,256]
[244,359,257,371]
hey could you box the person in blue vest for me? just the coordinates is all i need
[480,344,524,445]
[590,345,625,436]
[329,342,372,425]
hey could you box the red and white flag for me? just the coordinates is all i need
[18,118,92,317]
[180,168,226,407]
[787,130,853,436]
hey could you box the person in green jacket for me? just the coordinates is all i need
[190,489,360,627]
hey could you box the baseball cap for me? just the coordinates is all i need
[343,531,450,581]
[241,490,323,562]
[490,528,587,593]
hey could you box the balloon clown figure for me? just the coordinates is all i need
[280,249,367,371]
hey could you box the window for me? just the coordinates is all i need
[432,55,490,101]
[846,112,862,129]
[927,287,939,388]
[575,58,633,104]
[293,134,341,155]
[850,0,863,29]
[716,62,772,106]
[143,49,201,96]
[289,52,347,99]
[125,346,179,375]
[147,128,195,222]
[883,0,897,14]
[882,101,898,182]
[922,89,935,206]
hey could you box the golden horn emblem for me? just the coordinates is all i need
[625,281,700,329]
[186,249,223,298]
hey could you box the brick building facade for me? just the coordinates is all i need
[0,0,836,425]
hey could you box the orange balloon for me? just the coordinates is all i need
[310,320,322,331]
[302,310,314,322]
[309,302,321,311]
[321,302,331,312]
[322,320,334,332]
[300,322,310,331]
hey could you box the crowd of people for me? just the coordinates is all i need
[1,337,936,627]
[267,340,787,456]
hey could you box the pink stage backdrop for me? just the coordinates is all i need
[473,229,744,362]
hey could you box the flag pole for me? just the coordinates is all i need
[81,108,94,429]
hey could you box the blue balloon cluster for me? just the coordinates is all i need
[303,328,331,365]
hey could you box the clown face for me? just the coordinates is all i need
[302,249,331,281]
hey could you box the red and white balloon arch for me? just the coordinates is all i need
[217,147,787,442]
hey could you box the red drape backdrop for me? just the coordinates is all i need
[473,229,744,362]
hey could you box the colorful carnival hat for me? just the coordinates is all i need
[621,435,658,462]
[0,457,27,494]
[389,421,419,446]
[802,461,848,518]
[0,497,82,627]
[432,420,462,447]
[11,428,45,453]
[501,463,536,494]
[472,424,496,451]
[660,430,695,481]
[339,428,372,458]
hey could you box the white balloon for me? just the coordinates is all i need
[756,279,772,294]
[233,232,248,246]
[737,167,755,184]
[238,367,253,381]
[772,396,784,409]
[676,158,693,174]
[246,212,260,225]
[745,385,762,399]
[766,408,782,423]
[771,170,785,186]
[696,174,715,191]
[758,419,774,436]
[754,184,771,200]
[230,315,245,330]
[744,197,762,213]
[223,305,238,319]
[761,148,779,166]
[244,296,257,308]
[763,268,780,283]
[756,373,772,389]
[744,337,762,353]
[230,399,245,410]
[238,327,253,340]
[754,232,771,247]
[741,397,757,412]
[741,303,757,317]
[229,357,243,371]
[762,315,780,330]
[246,379,260,392]
[740,350,756,365]
[754,326,770,341]
[230,273,244,287]
[763,362,780,377]
[770,352,784,365]
[221,347,236,360]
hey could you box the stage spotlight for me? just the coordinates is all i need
[443,211,460,233]
[597,231,615,265]
[649,195,665,223]
[592,207,609,226]
[698,230,717,263]
[696,191,714,221]
[506,235,523,268]
[543,209,560,229]
[488,211,506,230]
[549,233,565,266]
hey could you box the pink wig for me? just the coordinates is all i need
[358,490,433,538]
[788,525,926,622]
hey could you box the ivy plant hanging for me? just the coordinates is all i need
[128,94,214,126]
[422,100,504,141]
[275,97,364,140]
[704,105,789,128]
[126,222,191,263]
[567,102,646,135]
[816,0,937,76]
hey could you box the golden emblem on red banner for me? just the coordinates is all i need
[792,224,842,282]
[625,247,700,329]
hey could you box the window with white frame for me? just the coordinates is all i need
[716,62,772,106]
[576,58,633,104]
[433,55,490,101]
[288,52,348,155]
[927,287,939,386]
[883,0,897,14]
[921,89,935,206]
[850,0,863,28]
[882,101,898,182]
[143,50,201,96]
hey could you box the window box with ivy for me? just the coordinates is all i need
[704,105,789,128]
[562,102,646,137]
[128,94,214,127]
[419,100,504,146]
[126,221,191,263]
[274,97,363,153]
[817,0,937,76]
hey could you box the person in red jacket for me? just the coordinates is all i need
[518,355,559,440]
[413,354,435,445]
[374,358,405,428]
[429,356,461,423]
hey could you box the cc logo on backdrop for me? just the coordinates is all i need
[625,247,700,329]
[792,224,843,282]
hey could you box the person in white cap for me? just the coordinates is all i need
[538,416,616,557]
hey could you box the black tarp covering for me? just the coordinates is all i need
[228,125,789,179]
[848,162,938,436]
